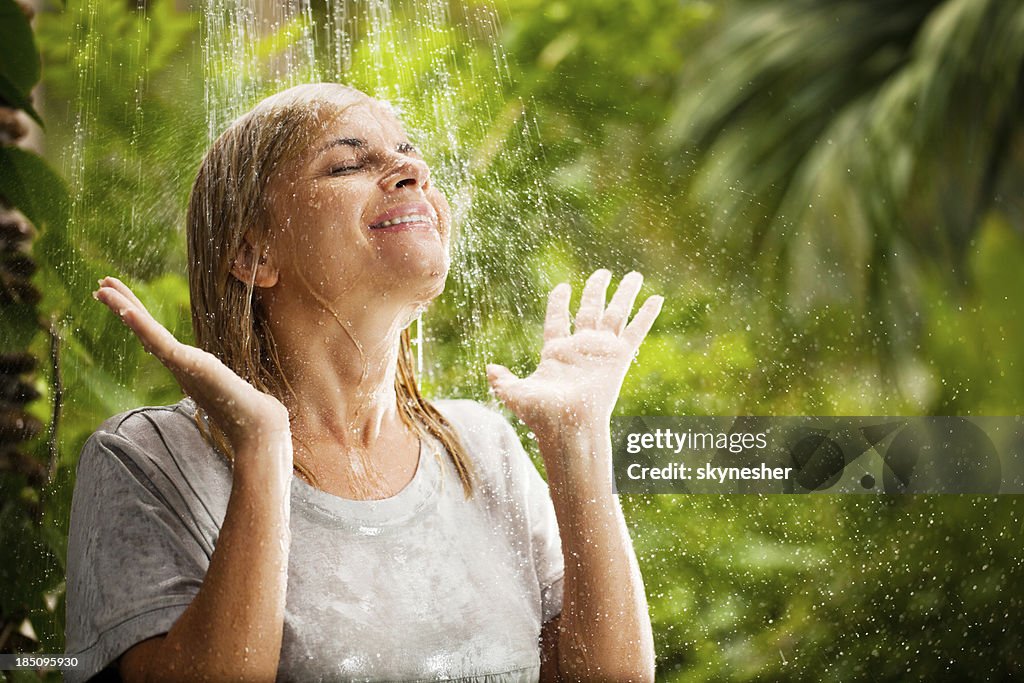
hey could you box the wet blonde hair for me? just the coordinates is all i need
[185,83,473,496]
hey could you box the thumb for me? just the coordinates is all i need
[485,363,521,404]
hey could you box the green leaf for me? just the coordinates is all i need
[0,0,40,93]
[0,302,39,354]
[0,72,43,127]
[0,147,69,235]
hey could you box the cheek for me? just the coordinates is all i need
[430,191,453,242]
[272,198,370,275]
[303,187,371,242]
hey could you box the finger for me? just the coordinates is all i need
[543,283,572,342]
[99,276,152,317]
[485,363,521,388]
[96,287,252,404]
[485,363,522,405]
[622,295,665,348]
[574,269,612,330]
[600,271,643,335]
[95,287,180,361]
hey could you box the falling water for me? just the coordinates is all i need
[26,2,1024,678]
[56,0,661,410]
[196,0,563,387]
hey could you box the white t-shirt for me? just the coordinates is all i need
[64,398,564,682]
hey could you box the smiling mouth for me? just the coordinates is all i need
[368,214,436,230]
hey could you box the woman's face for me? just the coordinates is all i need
[262,92,451,323]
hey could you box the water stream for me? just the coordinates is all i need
[24,1,1024,677]
[55,0,669,418]
[196,0,567,385]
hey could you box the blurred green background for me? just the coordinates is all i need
[2,0,1023,680]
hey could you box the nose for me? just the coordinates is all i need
[382,156,430,192]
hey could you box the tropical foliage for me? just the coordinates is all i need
[2,0,1022,680]
[0,0,71,672]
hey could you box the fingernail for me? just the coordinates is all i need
[97,278,105,286]
[91,290,99,300]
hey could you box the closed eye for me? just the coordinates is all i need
[329,163,363,175]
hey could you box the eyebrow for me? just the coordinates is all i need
[318,137,365,155]
[317,138,418,156]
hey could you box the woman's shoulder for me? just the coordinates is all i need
[431,397,511,429]
[430,398,538,489]
[79,397,224,482]
[91,397,198,443]
[430,398,521,452]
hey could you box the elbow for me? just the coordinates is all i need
[553,608,656,682]
[599,658,656,683]
[558,647,656,682]
[557,665,655,683]
[635,657,657,683]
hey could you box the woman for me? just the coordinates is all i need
[65,83,661,682]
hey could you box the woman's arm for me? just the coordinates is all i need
[487,269,661,681]
[119,435,292,683]
[536,425,654,681]
[94,278,294,683]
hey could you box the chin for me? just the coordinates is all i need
[396,265,448,330]
[417,253,450,301]
[387,245,449,302]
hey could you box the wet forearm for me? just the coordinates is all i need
[538,424,655,682]
[145,438,293,682]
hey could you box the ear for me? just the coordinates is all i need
[230,233,279,288]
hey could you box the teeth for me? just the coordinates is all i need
[372,214,434,228]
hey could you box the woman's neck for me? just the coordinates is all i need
[266,300,412,451]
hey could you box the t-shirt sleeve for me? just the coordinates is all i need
[64,427,209,683]
[522,455,565,625]
[491,413,565,626]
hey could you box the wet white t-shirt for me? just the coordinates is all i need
[64,398,564,682]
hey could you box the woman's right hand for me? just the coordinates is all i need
[96,276,294,682]
[93,276,292,464]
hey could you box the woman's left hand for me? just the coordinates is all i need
[487,269,663,445]
[489,269,660,678]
